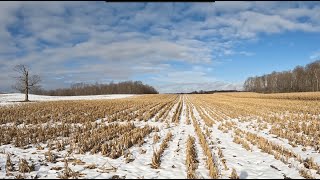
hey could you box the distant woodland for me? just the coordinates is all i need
[32,81,158,96]
[183,90,241,94]
[244,60,320,93]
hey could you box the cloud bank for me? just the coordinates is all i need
[0,2,320,93]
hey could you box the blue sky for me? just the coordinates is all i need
[0,2,320,93]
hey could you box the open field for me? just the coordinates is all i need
[0,92,320,179]
[0,94,137,106]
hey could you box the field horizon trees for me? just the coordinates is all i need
[9,59,320,97]
[244,60,320,93]
[9,64,158,100]
[31,80,159,96]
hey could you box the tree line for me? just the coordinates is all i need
[244,60,320,93]
[32,81,158,96]
[182,90,240,94]
[11,64,158,101]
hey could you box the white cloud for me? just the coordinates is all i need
[310,50,320,60]
[156,82,243,94]
[0,2,320,93]
[150,67,244,93]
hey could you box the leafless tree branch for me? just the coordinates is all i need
[12,64,41,101]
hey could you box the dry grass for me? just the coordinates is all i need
[186,135,198,179]
[18,158,35,173]
[6,154,14,172]
[189,105,219,179]
[187,93,320,178]
[185,104,191,125]
[0,95,176,148]
[230,168,239,179]
[299,169,315,179]
[14,174,25,179]
[84,164,97,169]
[45,149,57,163]
[57,154,86,179]
[2,93,320,178]
[151,132,173,169]
[0,95,180,178]
[153,133,160,144]
[233,135,251,152]
[172,99,183,124]
[195,106,215,127]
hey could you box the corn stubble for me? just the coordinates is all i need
[151,132,173,169]
[1,92,320,179]
[189,92,320,178]
[186,135,198,179]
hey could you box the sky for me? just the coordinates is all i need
[0,1,320,93]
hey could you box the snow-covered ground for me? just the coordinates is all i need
[0,94,319,179]
[0,93,137,106]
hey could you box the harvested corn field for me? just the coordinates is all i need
[0,93,320,179]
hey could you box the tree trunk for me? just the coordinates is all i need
[25,71,29,102]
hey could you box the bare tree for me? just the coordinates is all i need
[12,64,41,102]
